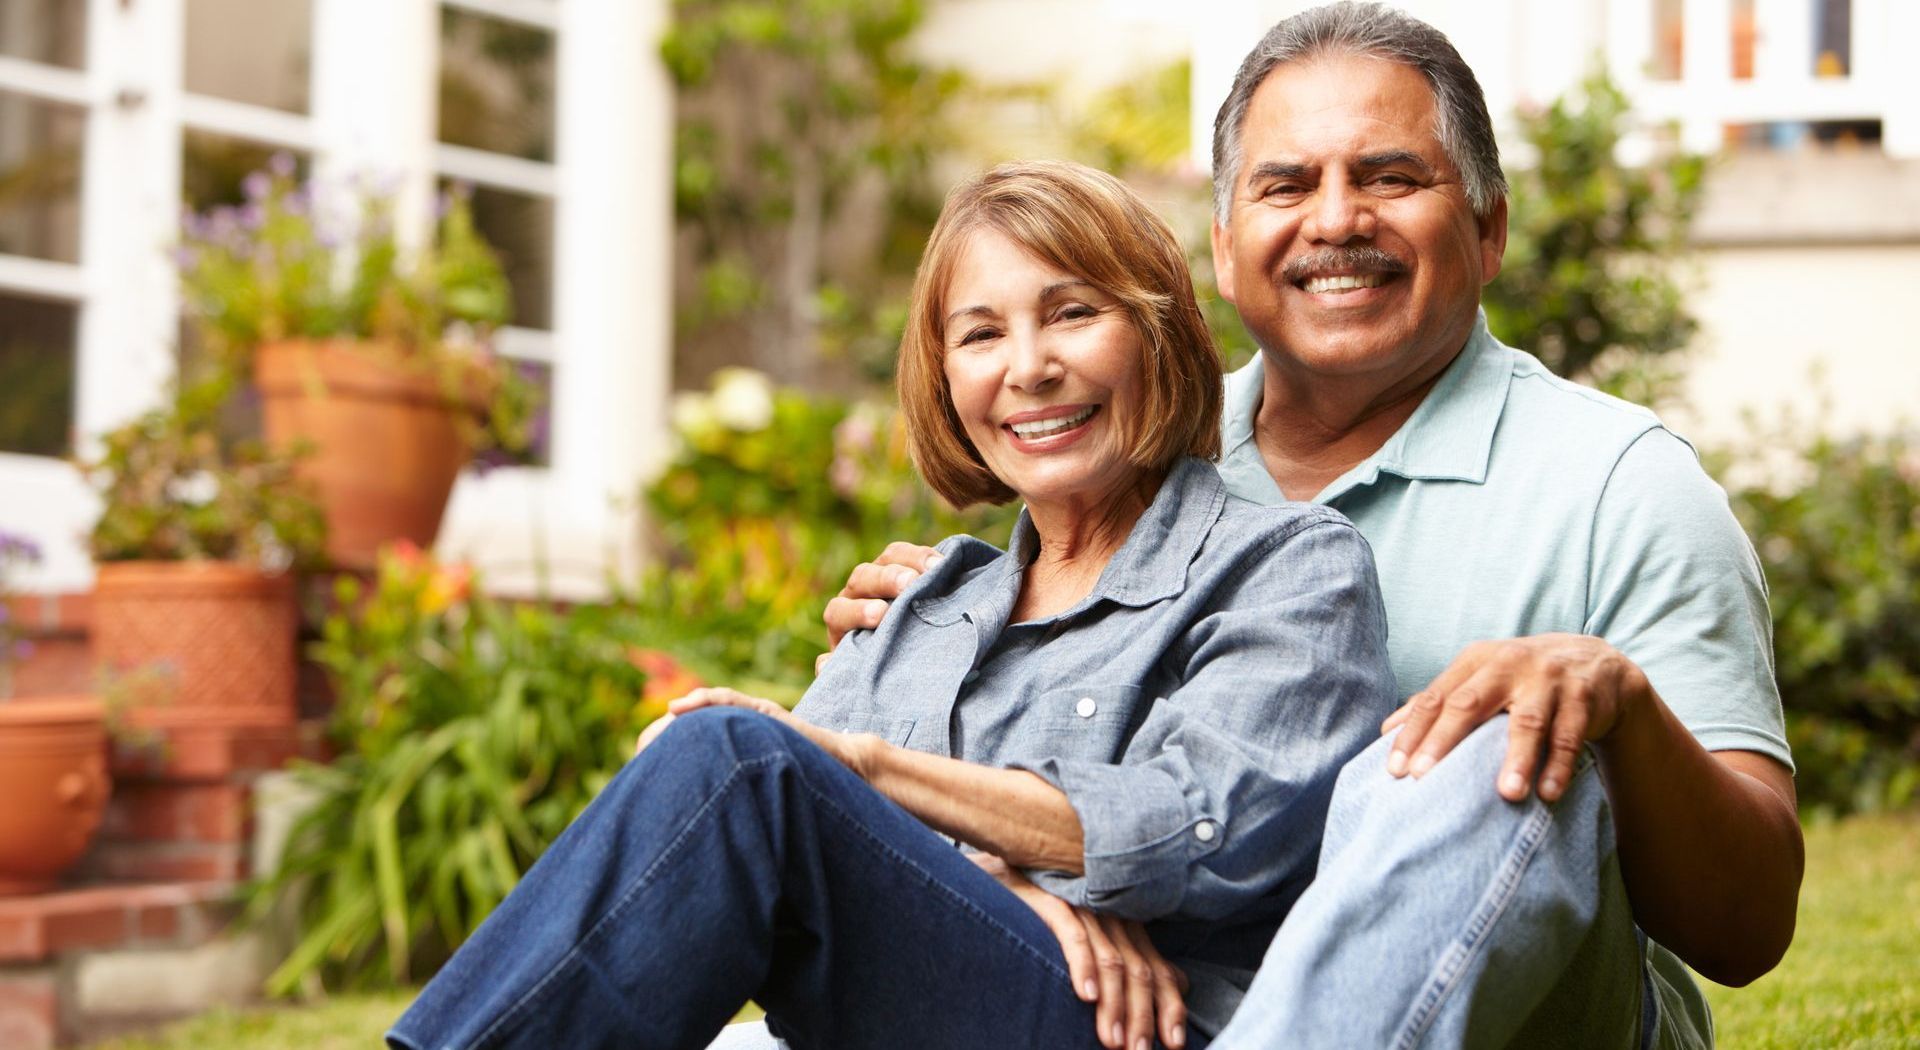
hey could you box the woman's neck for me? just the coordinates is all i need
[1013,470,1163,623]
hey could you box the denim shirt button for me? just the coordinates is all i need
[1193,820,1218,843]
[1074,696,1097,718]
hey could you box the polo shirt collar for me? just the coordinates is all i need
[913,456,1226,625]
[1221,310,1511,505]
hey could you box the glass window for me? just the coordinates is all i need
[1648,0,1683,81]
[438,7,555,163]
[182,129,310,211]
[0,0,86,69]
[0,290,76,457]
[0,92,85,264]
[448,181,553,330]
[1732,0,1756,79]
[1815,0,1851,77]
[183,0,313,114]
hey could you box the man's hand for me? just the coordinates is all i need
[818,542,942,672]
[967,853,1187,1050]
[1382,634,1650,803]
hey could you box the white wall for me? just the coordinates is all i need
[1670,244,1920,445]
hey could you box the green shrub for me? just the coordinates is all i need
[1720,428,1920,815]
[638,368,1017,694]
[253,547,692,994]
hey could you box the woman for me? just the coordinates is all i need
[389,161,1396,1050]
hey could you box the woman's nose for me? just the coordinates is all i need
[1003,327,1061,392]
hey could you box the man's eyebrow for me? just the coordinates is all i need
[1355,150,1435,175]
[1246,161,1314,185]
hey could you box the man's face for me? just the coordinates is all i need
[1210,54,1506,389]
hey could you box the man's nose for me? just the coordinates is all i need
[1302,180,1376,244]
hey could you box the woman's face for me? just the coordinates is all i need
[941,227,1146,512]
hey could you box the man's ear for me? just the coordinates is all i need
[1478,195,1509,286]
[1210,217,1239,305]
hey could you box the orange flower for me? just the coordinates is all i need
[627,647,703,705]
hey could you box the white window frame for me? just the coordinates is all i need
[0,0,673,599]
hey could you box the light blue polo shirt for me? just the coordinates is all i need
[1217,313,1791,769]
[1217,312,1790,1049]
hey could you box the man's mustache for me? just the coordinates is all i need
[1281,246,1409,284]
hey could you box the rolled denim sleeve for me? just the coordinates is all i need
[1013,519,1398,922]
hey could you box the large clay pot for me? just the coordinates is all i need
[92,562,297,729]
[0,697,111,895]
[254,339,476,571]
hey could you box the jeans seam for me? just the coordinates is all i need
[466,756,768,1050]
[1391,799,1555,1050]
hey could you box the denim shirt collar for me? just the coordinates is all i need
[913,456,1228,626]
[1221,309,1512,505]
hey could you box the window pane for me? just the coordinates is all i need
[438,7,554,162]
[184,0,312,114]
[1815,0,1851,77]
[0,291,76,457]
[0,0,86,69]
[477,359,551,469]
[448,182,552,330]
[0,91,84,264]
[1649,0,1683,81]
[182,129,310,211]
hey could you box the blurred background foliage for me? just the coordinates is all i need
[268,5,1915,994]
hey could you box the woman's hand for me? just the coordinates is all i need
[635,687,881,779]
[968,853,1188,1050]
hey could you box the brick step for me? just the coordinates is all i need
[0,882,237,966]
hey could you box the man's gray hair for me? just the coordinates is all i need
[1210,2,1508,220]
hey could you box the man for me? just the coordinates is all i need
[825,4,1801,1047]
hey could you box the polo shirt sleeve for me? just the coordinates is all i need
[1012,517,1400,922]
[1586,427,1793,769]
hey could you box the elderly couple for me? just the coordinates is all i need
[391,4,1800,1048]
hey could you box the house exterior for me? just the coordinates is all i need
[2,0,1915,598]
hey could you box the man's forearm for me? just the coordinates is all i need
[1597,685,1804,986]
[861,740,1087,874]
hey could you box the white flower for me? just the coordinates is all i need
[709,368,775,432]
[671,391,717,438]
[166,472,220,506]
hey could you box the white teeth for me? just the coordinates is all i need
[1302,273,1387,294]
[1010,405,1096,438]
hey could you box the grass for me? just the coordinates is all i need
[95,814,1918,1049]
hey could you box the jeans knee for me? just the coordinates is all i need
[658,706,804,768]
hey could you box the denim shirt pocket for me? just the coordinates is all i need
[1032,684,1146,765]
[839,711,918,749]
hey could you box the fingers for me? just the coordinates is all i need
[876,541,942,575]
[1098,915,1155,1050]
[1386,644,1490,775]
[824,595,890,650]
[1083,911,1127,1049]
[633,713,674,756]
[1381,701,1412,734]
[814,650,831,676]
[666,687,782,718]
[1537,692,1592,802]
[1120,920,1186,1050]
[1402,662,1516,779]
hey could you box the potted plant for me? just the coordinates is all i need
[176,155,536,570]
[82,374,327,730]
[0,531,111,895]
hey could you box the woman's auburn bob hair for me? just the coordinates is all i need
[898,160,1224,508]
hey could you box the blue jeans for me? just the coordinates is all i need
[1211,716,1652,1050]
[389,707,1196,1050]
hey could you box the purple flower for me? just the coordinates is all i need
[243,171,272,202]
[170,245,199,271]
[0,531,43,564]
[269,152,296,178]
[239,203,266,230]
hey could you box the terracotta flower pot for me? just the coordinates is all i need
[254,339,479,571]
[92,562,297,729]
[0,697,111,895]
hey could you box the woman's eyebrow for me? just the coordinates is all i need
[1037,279,1095,300]
[944,304,996,327]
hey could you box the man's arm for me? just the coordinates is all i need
[1382,637,1803,985]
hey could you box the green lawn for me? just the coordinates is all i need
[97,813,1919,1049]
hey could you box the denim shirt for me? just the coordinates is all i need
[794,457,1396,1029]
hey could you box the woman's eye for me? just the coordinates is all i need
[1055,304,1096,322]
[957,327,998,347]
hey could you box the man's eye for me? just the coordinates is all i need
[1369,174,1416,191]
